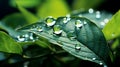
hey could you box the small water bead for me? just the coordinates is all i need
[17,35,25,42]
[96,11,101,18]
[88,8,94,13]
[67,31,76,40]
[53,25,62,34]
[36,26,43,32]
[63,17,71,23]
[92,57,96,60]
[75,20,83,28]
[45,16,56,26]
[75,44,81,52]
[83,21,87,24]
[99,61,103,65]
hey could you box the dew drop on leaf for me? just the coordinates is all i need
[67,31,76,40]
[63,17,71,23]
[92,57,96,60]
[75,20,83,28]
[53,25,62,34]
[96,11,101,18]
[99,61,103,65]
[88,8,94,13]
[75,44,81,52]
[17,35,25,42]
[45,16,56,26]
[36,26,43,32]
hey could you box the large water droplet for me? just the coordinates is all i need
[75,44,81,52]
[53,25,62,34]
[88,8,94,13]
[75,20,83,28]
[96,11,101,18]
[46,16,56,26]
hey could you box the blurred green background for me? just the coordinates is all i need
[0,0,119,19]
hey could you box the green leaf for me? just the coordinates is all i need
[37,0,69,18]
[16,3,39,23]
[18,17,111,65]
[0,31,22,54]
[103,10,120,40]
[10,0,41,8]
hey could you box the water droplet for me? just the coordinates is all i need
[53,25,62,34]
[92,58,96,60]
[29,33,34,40]
[75,44,81,52]
[63,17,71,23]
[78,14,82,17]
[83,21,87,24]
[46,17,56,26]
[24,61,29,67]
[75,20,83,27]
[17,35,25,42]
[103,65,107,67]
[36,26,43,32]
[96,11,101,18]
[67,31,76,40]
[104,19,109,23]
[99,62,103,65]
[88,8,94,13]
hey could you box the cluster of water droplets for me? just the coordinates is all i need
[17,33,39,42]
[72,8,112,28]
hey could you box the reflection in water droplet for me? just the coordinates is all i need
[96,11,101,18]
[75,20,83,28]
[75,44,81,52]
[92,58,96,60]
[53,25,62,34]
[88,8,94,13]
[46,16,56,26]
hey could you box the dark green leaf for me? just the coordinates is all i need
[18,17,111,65]
[0,31,22,54]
